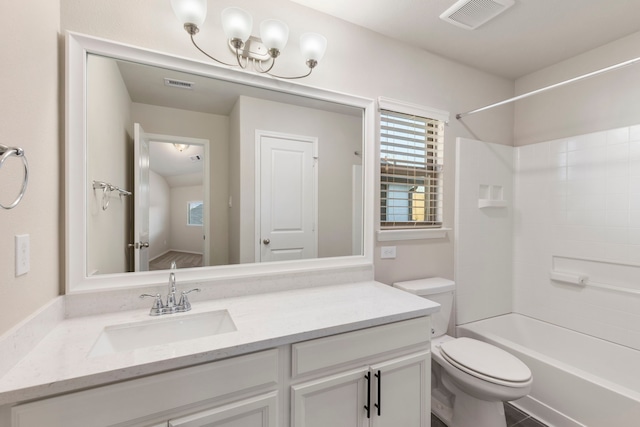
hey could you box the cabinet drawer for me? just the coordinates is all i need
[291,317,429,378]
[12,349,279,427]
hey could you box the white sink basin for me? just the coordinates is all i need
[88,310,237,357]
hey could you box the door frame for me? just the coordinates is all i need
[254,130,318,263]
[145,132,211,266]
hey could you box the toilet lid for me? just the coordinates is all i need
[439,338,531,383]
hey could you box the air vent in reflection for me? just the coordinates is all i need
[440,0,514,30]
[164,78,194,89]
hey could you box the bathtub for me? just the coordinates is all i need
[457,313,640,427]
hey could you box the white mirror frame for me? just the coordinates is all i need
[66,32,375,293]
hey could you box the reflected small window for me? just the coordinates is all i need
[187,201,203,226]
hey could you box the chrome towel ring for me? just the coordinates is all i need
[0,145,29,210]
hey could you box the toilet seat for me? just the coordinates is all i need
[439,337,531,387]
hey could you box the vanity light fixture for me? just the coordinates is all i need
[170,0,327,79]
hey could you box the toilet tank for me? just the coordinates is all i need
[393,278,455,338]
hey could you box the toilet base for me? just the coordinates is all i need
[450,390,506,427]
[431,388,453,425]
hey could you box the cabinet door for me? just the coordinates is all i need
[168,392,277,427]
[291,367,368,427]
[369,351,430,427]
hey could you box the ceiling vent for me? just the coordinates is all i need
[164,77,194,89]
[440,0,515,30]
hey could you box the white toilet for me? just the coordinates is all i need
[393,278,532,427]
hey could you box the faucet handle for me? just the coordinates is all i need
[140,293,164,316]
[178,288,201,312]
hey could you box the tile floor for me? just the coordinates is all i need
[431,403,548,427]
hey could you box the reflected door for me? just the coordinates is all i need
[134,123,150,271]
[258,132,317,262]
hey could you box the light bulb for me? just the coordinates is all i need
[174,143,190,152]
[170,0,207,27]
[221,7,253,43]
[260,19,289,54]
[300,33,327,63]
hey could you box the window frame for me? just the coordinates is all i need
[187,200,204,227]
[377,97,450,241]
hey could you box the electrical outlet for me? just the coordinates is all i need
[15,234,30,276]
[381,246,397,259]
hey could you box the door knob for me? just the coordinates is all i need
[263,239,270,245]
[128,242,149,249]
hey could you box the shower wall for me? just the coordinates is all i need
[456,128,640,352]
[513,125,640,351]
[455,138,514,325]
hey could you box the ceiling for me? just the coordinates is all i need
[290,0,640,79]
[114,57,362,185]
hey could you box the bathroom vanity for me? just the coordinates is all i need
[0,31,441,426]
[0,282,438,426]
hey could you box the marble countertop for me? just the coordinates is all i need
[0,281,439,406]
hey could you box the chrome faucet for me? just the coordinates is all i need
[140,262,201,316]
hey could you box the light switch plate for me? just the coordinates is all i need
[15,234,30,276]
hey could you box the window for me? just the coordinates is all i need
[187,201,203,226]
[379,100,446,230]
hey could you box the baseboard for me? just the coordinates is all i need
[513,395,585,427]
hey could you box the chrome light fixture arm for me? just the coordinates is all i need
[266,60,316,80]
[188,29,235,67]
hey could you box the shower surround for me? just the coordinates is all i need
[455,125,640,425]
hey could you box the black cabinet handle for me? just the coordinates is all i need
[364,372,371,418]
[374,370,381,416]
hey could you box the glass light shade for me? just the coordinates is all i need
[260,19,289,51]
[221,7,253,42]
[170,0,207,27]
[299,33,327,62]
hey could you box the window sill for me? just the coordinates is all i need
[376,228,451,242]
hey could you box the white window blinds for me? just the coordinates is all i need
[380,109,444,228]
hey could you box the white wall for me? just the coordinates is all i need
[170,185,204,254]
[514,31,640,146]
[86,54,133,275]
[149,170,171,260]
[60,0,515,286]
[455,138,514,325]
[513,125,640,351]
[0,1,60,336]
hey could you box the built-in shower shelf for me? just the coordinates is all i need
[478,199,508,208]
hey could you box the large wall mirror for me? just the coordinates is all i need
[66,32,374,293]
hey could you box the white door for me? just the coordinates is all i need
[257,132,317,262]
[134,123,150,272]
[369,351,430,427]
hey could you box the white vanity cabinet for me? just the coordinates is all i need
[11,350,279,427]
[290,317,431,427]
[9,317,431,427]
[165,392,278,427]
